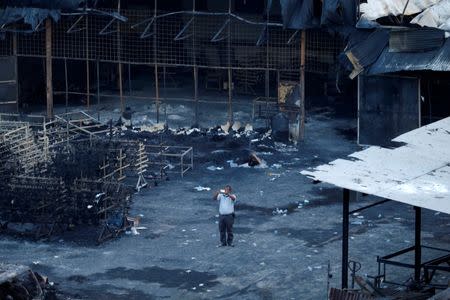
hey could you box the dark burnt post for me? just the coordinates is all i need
[342,188,350,289]
[414,206,422,283]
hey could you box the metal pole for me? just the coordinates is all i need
[154,0,160,123]
[155,66,160,123]
[86,15,90,108]
[119,63,124,112]
[414,206,422,283]
[194,66,198,126]
[342,188,350,289]
[64,58,68,113]
[227,0,232,123]
[264,0,270,129]
[163,65,167,123]
[265,0,269,103]
[300,29,306,140]
[45,18,53,119]
[128,63,132,95]
[13,32,18,112]
[97,60,100,120]
[117,0,124,113]
[193,0,198,126]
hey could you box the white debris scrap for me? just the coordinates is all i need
[262,129,272,140]
[185,128,201,135]
[139,122,166,133]
[207,166,223,171]
[220,121,231,134]
[273,208,288,215]
[194,186,211,191]
[231,121,241,131]
[244,124,253,132]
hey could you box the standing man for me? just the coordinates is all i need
[214,185,237,247]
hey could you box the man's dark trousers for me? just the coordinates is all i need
[219,214,234,245]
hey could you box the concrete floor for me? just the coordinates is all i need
[1,110,449,299]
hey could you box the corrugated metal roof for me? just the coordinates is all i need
[389,28,444,53]
[367,38,450,74]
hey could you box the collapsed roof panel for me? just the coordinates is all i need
[0,7,60,30]
[279,0,356,29]
[340,26,450,76]
[321,0,357,26]
[342,29,389,78]
[301,117,450,215]
[280,0,317,29]
[360,0,439,21]
[359,0,450,32]
[367,38,450,74]
[411,1,450,31]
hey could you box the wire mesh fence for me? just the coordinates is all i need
[0,33,13,57]
[0,9,343,73]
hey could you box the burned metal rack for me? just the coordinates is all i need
[0,116,132,242]
[135,142,149,191]
[146,144,194,178]
[374,245,450,289]
[54,111,110,138]
[0,111,194,242]
[0,114,46,129]
[0,123,46,175]
[99,148,129,182]
[3,175,69,238]
[252,96,302,122]
[72,178,132,243]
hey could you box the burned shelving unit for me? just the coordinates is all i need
[0,111,194,242]
[0,113,132,243]
[146,144,194,178]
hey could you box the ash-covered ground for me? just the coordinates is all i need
[1,109,449,300]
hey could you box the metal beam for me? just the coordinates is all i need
[210,19,230,42]
[174,17,194,41]
[349,199,390,215]
[414,206,422,283]
[342,188,350,289]
[299,29,306,141]
[45,18,53,119]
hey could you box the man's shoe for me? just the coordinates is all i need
[228,243,234,247]
[218,243,227,247]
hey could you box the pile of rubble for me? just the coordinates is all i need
[0,263,55,300]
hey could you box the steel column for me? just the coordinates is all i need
[45,18,53,119]
[299,30,306,140]
[342,188,350,289]
[414,206,422,283]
